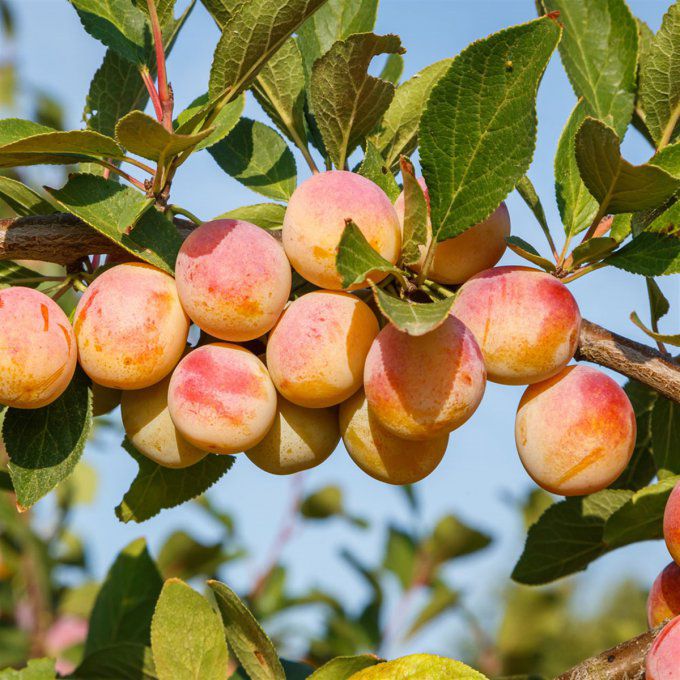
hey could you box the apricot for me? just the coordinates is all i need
[174,220,291,342]
[451,266,581,385]
[646,615,680,679]
[246,397,339,474]
[73,263,189,390]
[121,374,207,469]
[394,179,510,284]
[0,287,77,408]
[282,171,401,289]
[339,390,447,485]
[363,315,486,440]
[664,482,680,565]
[515,365,636,496]
[350,654,485,679]
[266,290,379,408]
[91,383,121,417]
[167,343,277,454]
[648,562,680,628]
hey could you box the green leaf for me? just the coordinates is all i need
[639,1,680,147]
[399,157,430,265]
[345,655,486,679]
[504,236,556,272]
[380,54,404,85]
[610,213,632,242]
[209,118,296,201]
[512,490,633,585]
[603,476,680,548]
[420,16,560,241]
[157,531,235,580]
[199,0,239,27]
[608,232,680,276]
[652,397,680,478]
[405,580,460,639]
[357,141,400,202]
[2,371,92,510]
[0,659,56,680]
[208,579,285,680]
[574,118,680,213]
[515,176,551,243]
[651,141,680,177]
[85,537,163,655]
[647,277,670,322]
[69,0,149,64]
[540,0,637,135]
[208,0,330,102]
[72,643,157,680]
[0,177,57,216]
[214,203,286,230]
[0,261,44,289]
[300,485,343,519]
[116,438,236,523]
[0,118,122,168]
[310,33,404,169]
[372,286,456,337]
[569,237,618,267]
[308,655,382,679]
[46,174,183,274]
[151,579,229,680]
[629,311,680,346]
[174,92,244,151]
[115,110,213,162]
[424,514,492,565]
[383,526,417,589]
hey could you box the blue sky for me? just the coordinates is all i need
[7,0,680,660]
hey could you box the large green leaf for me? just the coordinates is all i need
[2,371,92,510]
[174,92,244,151]
[85,538,163,655]
[608,232,680,276]
[116,439,235,523]
[308,655,382,679]
[652,396,680,478]
[151,579,229,680]
[0,177,57,216]
[639,1,680,147]
[214,202,286,230]
[208,580,285,680]
[72,643,157,680]
[199,0,240,27]
[0,659,56,680]
[420,16,560,241]
[209,118,296,201]
[0,262,44,290]
[310,33,404,169]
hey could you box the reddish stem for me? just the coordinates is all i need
[139,66,163,122]
[146,0,173,130]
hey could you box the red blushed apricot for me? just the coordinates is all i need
[452,266,581,385]
[363,316,486,440]
[664,482,680,565]
[648,563,680,628]
[73,263,189,390]
[339,390,447,485]
[266,290,379,408]
[167,343,277,454]
[0,287,77,408]
[283,171,401,290]
[175,220,291,342]
[121,374,207,469]
[515,365,636,496]
[394,179,510,284]
[647,615,680,679]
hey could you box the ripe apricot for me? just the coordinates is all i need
[646,615,680,679]
[168,343,277,454]
[452,266,581,385]
[73,263,189,390]
[246,397,339,474]
[175,219,292,342]
[339,390,447,485]
[0,287,77,408]
[394,178,510,284]
[363,315,486,440]
[283,171,401,289]
[648,563,680,628]
[266,290,379,408]
[664,482,680,565]
[121,374,207,469]
[515,365,636,496]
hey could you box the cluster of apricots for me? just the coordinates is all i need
[0,170,637,494]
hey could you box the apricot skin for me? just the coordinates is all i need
[0,287,77,409]
[340,390,447,485]
[646,615,680,680]
[175,219,292,342]
[73,263,189,390]
[394,179,510,284]
[246,397,339,474]
[283,171,401,290]
[515,365,636,496]
[363,316,486,440]
[648,562,680,628]
[168,343,277,455]
[266,290,379,408]
[664,482,680,565]
[121,374,207,469]
[452,266,582,385]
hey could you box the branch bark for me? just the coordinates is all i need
[1,214,679,403]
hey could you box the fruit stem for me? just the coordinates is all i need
[139,65,163,122]
[422,279,455,299]
[168,204,203,225]
[560,261,606,283]
[146,0,173,131]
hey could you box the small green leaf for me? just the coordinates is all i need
[652,396,680,478]
[310,33,405,169]
[423,514,491,565]
[72,643,156,680]
[358,141,400,202]
[3,371,92,510]
[515,176,552,244]
[505,236,556,272]
[383,525,417,588]
[608,232,680,276]
[399,157,430,266]
[629,311,680,346]
[405,580,459,639]
[151,579,229,680]
[116,438,236,523]
[610,213,632,242]
[647,277,670,323]
[209,118,296,201]
[174,92,244,150]
[300,485,343,519]
[380,53,404,85]
[0,261,44,289]
[569,237,618,267]
[308,655,382,679]
[0,659,56,680]
[213,203,286,230]
[0,177,57,216]
[372,286,455,337]
[157,531,235,580]
[420,16,560,241]
[85,538,163,655]
[208,579,285,680]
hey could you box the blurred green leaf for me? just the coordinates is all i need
[72,643,157,679]
[59,581,100,619]
[383,526,417,589]
[0,261,44,290]
[0,659,56,679]
[424,515,491,567]
[300,485,343,519]
[372,286,455,337]
[308,655,382,679]
[405,579,459,639]
[157,531,236,580]
[379,54,404,85]
[0,177,58,216]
